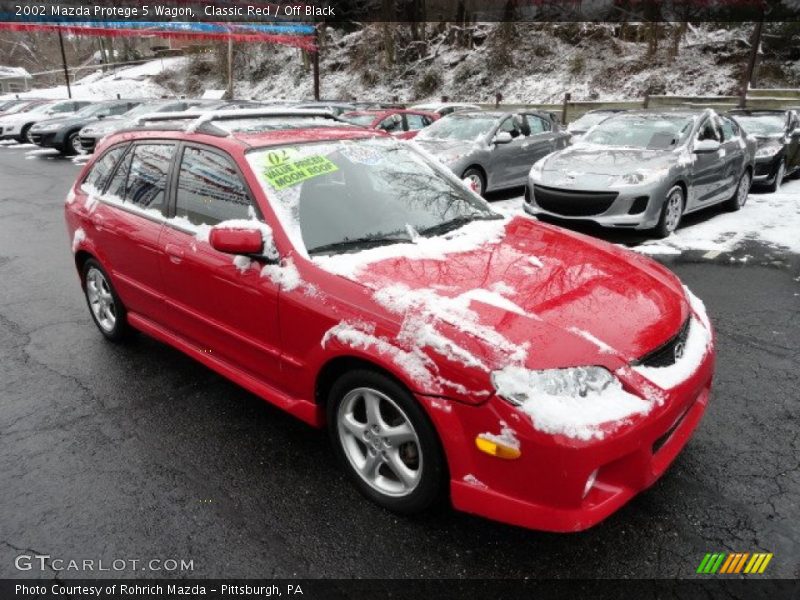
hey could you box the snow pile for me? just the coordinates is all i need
[71,227,86,252]
[632,317,710,390]
[313,217,509,279]
[372,284,530,369]
[232,255,252,273]
[493,365,653,441]
[260,258,302,291]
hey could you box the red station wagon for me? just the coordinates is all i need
[65,109,716,532]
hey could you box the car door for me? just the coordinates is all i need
[487,115,530,189]
[157,143,282,385]
[83,141,175,321]
[785,110,800,173]
[521,113,559,167]
[688,116,725,207]
[718,115,745,195]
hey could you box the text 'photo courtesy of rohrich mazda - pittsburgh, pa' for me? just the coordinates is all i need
[1,1,799,596]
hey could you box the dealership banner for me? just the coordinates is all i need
[0,0,798,23]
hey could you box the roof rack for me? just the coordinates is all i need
[133,108,343,136]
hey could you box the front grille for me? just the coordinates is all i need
[755,162,773,177]
[634,318,691,368]
[533,185,618,217]
[79,136,96,151]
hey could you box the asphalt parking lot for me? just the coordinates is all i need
[0,145,798,579]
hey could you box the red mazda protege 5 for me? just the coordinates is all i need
[65,109,715,532]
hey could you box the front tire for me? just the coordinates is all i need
[654,185,684,238]
[462,167,486,197]
[765,161,784,193]
[17,123,32,144]
[82,259,130,342]
[327,369,445,514]
[726,170,752,211]
[63,131,81,156]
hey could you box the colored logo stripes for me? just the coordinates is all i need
[697,552,773,574]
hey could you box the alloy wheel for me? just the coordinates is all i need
[337,387,422,498]
[71,134,83,154]
[664,189,683,234]
[463,173,483,196]
[85,267,116,332]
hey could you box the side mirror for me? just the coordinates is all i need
[209,226,265,256]
[694,139,721,153]
[493,131,513,145]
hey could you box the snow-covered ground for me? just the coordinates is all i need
[491,178,800,256]
[0,57,187,101]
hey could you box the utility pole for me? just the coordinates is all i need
[312,25,320,101]
[739,19,764,108]
[57,28,72,99]
[227,37,234,100]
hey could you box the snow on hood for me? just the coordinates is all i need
[541,143,678,177]
[315,216,690,374]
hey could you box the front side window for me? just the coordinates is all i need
[697,118,721,142]
[175,146,255,227]
[526,115,550,134]
[246,138,500,256]
[719,117,737,141]
[122,144,175,210]
[378,114,404,133]
[405,114,428,130]
[82,145,128,193]
[498,116,523,138]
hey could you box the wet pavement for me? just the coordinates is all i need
[0,145,798,579]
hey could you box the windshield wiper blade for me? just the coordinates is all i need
[308,235,411,255]
[419,214,500,237]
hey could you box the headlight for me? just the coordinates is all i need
[610,168,669,187]
[755,145,781,159]
[491,366,616,406]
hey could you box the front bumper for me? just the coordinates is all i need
[523,179,664,230]
[422,344,715,532]
[752,154,782,184]
[28,131,60,148]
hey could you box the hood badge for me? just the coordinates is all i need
[673,341,686,362]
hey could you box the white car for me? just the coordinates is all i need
[408,102,482,116]
[0,100,91,143]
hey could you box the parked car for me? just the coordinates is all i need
[566,108,626,139]
[0,99,48,118]
[66,112,715,532]
[0,100,91,143]
[728,108,800,192]
[340,109,439,139]
[29,100,142,155]
[526,109,756,238]
[78,99,241,153]
[414,110,570,196]
[408,102,482,116]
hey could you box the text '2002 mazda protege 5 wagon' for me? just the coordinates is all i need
[65,109,716,532]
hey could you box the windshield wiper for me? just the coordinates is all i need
[308,234,411,255]
[419,214,501,237]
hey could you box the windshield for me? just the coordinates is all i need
[121,103,167,118]
[246,138,499,256]
[734,114,785,136]
[416,113,498,142]
[583,114,694,149]
[568,112,614,131]
[340,113,376,127]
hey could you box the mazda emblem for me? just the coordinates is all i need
[673,341,686,361]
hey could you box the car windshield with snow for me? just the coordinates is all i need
[65,114,716,533]
[526,109,757,238]
[415,110,570,196]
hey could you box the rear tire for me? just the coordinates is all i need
[726,170,752,211]
[327,369,445,515]
[17,123,32,144]
[63,131,81,156]
[81,259,131,342]
[654,185,684,238]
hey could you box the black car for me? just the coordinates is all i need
[728,108,800,192]
[28,100,141,155]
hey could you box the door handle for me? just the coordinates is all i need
[165,243,185,264]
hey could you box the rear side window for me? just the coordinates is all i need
[526,115,551,134]
[175,146,255,226]
[122,144,175,210]
[82,145,127,193]
[405,114,428,130]
[719,117,738,141]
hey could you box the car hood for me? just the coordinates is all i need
[542,144,675,176]
[751,134,784,147]
[320,217,690,375]
[413,138,483,161]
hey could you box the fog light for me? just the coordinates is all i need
[475,435,521,460]
[583,469,599,498]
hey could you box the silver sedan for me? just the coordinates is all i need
[414,110,570,196]
[525,109,757,238]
